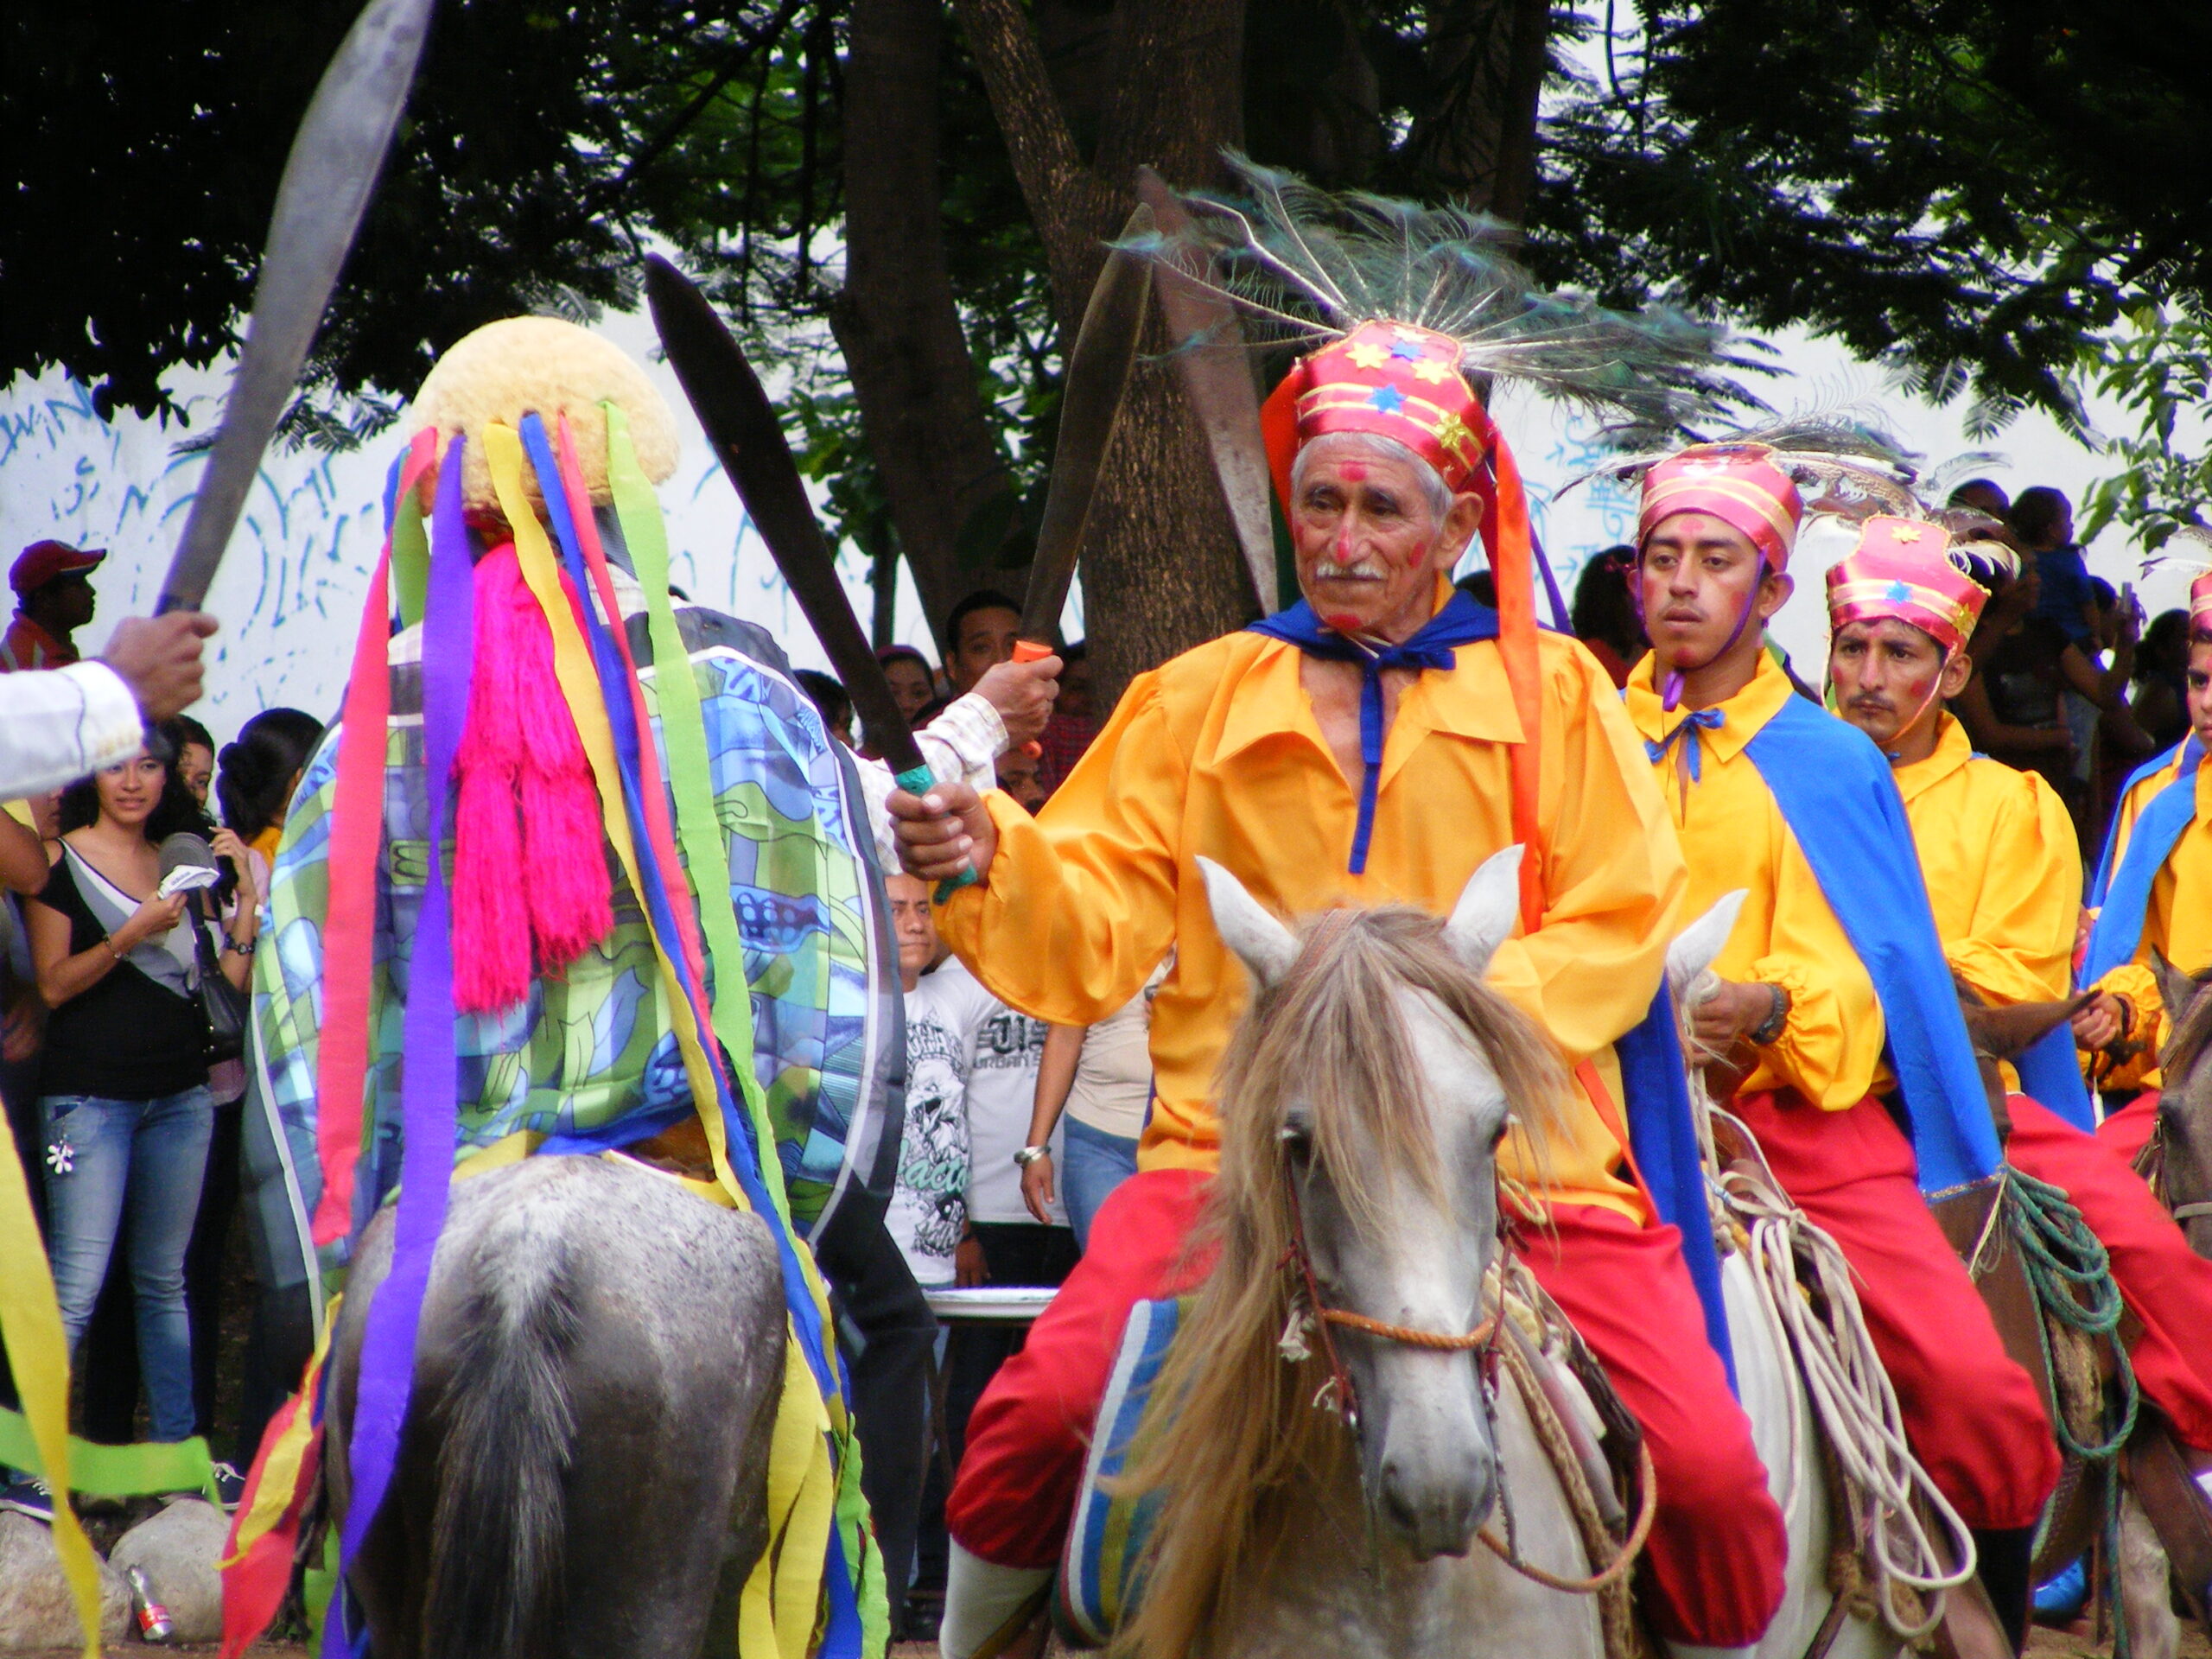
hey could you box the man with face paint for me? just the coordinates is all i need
[1827,527,2212,1533]
[2078,571,2212,1162]
[891,323,1789,1656]
[1624,451,2059,1638]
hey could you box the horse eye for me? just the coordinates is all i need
[1491,1111,1516,1150]
[1278,1114,1314,1159]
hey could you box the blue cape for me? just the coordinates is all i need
[2083,737,2203,986]
[1743,696,2003,1194]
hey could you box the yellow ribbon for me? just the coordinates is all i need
[0,1107,101,1658]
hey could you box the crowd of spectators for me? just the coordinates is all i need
[2,540,327,1520]
[791,586,1141,1637]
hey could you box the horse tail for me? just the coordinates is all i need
[422,1229,581,1659]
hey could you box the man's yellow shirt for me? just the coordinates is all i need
[937,626,1685,1219]
[1623,651,1887,1110]
[2091,742,2212,1084]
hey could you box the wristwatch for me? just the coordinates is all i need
[1747,983,1789,1047]
[1012,1144,1052,1169]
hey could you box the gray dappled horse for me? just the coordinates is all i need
[327,1154,787,1659]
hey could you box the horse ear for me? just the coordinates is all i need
[1666,891,1747,1001]
[1198,857,1299,990]
[2150,949,2202,1028]
[1442,844,1524,976]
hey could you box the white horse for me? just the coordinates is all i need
[1082,847,1610,1658]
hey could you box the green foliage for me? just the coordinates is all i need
[2078,311,2212,550]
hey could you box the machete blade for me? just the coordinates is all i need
[643,255,931,781]
[1015,206,1155,653]
[157,0,436,614]
[1135,165,1281,614]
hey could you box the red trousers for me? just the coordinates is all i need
[2008,1094,2212,1453]
[2096,1088,2161,1165]
[1732,1090,2060,1530]
[946,1169,1789,1647]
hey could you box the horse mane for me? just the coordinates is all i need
[2163,969,2212,1085]
[1109,904,1571,1658]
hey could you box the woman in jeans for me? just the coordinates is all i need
[20,744,256,1468]
[1015,959,1167,1249]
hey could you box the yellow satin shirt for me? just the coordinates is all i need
[1892,714,2079,1006]
[937,626,1686,1218]
[1624,651,1887,1109]
[2091,743,2212,1083]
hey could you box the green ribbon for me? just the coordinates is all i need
[603,406,783,1206]
[0,1408,218,1502]
[604,406,888,1650]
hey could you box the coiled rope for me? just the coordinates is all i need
[1713,1123,1979,1644]
[1675,969,1974,1644]
[1999,1164,2139,1657]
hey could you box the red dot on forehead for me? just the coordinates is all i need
[1338,462,1369,481]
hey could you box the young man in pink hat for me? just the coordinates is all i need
[3,541,106,671]
[1625,457,2057,1638]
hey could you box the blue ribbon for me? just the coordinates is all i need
[1743,695,2002,1193]
[327,435,474,1649]
[2083,737,2203,986]
[1643,709,1724,783]
[1614,984,1737,1389]
[1248,592,1501,874]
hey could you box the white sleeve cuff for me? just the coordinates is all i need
[919,692,1008,793]
[940,1543,1052,1659]
[64,663,147,771]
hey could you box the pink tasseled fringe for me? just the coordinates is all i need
[450,543,613,1014]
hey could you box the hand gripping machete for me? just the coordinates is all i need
[156,0,437,614]
[642,255,978,896]
[1011,207,1155,663]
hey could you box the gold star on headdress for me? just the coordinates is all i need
[1345,341,1389,371]
[1892,524,1925,543]
[1410,358,1456,385]
[1433,410,1476,456]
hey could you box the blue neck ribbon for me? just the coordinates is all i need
[1249,592,1501,874]
[1645,709,1724,783]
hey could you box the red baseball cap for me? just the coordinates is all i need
[11,540,106,595]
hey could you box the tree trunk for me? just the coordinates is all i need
[835,0,1018,654]
[953,0,1255,705]
[1402,0,1551,221]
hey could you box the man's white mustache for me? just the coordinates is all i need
[1313,557,1384,581]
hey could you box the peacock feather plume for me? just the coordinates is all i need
[1131,153,1767,434]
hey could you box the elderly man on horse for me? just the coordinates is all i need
[1623,448,2061,1637]
[2079,569,2212,1160]
[893,313,1789,1649]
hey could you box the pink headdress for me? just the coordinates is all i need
[1637,443,1804,572]
[1825,518,1988,658]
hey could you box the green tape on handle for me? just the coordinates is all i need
[894,764,980,901]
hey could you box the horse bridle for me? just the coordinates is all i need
[1276,1145,1502,1430]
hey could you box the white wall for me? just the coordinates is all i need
[0,307,2173,744]
[0,308,934,739]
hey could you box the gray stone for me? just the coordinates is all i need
[108,1497,230,1643]
[0,1511,130,1651]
